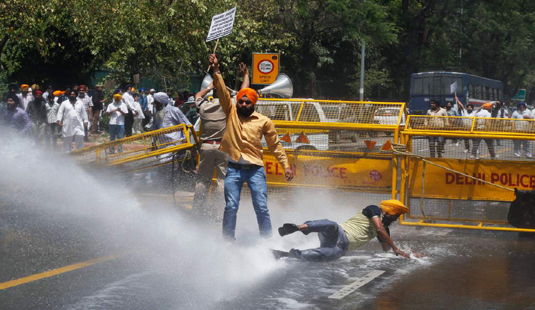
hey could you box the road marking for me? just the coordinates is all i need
[0,254,121,290]
[328,270,385,299]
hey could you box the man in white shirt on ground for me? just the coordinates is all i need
[105,93,128,153]
[511,102,532,158]
[471,103,496,160]
[56,90,88,152]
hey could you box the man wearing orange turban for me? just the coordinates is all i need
[17,84,33,110]
[471,102,496,159]
[210,54,293,240]
[274,200,411,261]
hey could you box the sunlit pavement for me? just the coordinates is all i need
[1,191,535,310]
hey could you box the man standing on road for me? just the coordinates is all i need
[192,62,250,220]
[91,84,105,134]
[425,100,448,158]
[26,90,48,144]
[56,90,88,152]
[78,85,92,141]
[274,200,411,261]
[511,102,532,158]
[471,103,496,160]
[152,92,191,143]
[210,54,293,240]
[122,85,136,137]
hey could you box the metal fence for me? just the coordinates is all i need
[71,124,199,174]
[399,115,535,232]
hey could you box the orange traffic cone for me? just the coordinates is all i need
[364,140,376,150]
[295,132,310,144]
[381,140,392,151]
[281,132,292,143]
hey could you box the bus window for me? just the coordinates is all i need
[485,87,490,100]
[411,77,431,95]
[412,77,423,94]
[442,77,463,95]
[475,85,482,99]
[468,84,474,97]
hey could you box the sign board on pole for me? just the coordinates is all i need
[252,53,280,85]
[206,7,236,42]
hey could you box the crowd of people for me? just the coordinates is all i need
[425,95,534,159]
[1,83,199,152]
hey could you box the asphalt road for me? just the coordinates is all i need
[2,189,535,310]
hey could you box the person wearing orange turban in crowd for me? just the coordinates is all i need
[274,200,412,261]
[470,102,496,159]
[210,54,293,240]
[17,84,33,110]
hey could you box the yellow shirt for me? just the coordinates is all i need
[213,73,289,169]
[340,212,381,251]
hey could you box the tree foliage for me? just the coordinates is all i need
[2,0,535,100]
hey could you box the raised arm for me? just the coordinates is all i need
[195,82,214,104]
[210,54,233,115]
[238,62,250,90]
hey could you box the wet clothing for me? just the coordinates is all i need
[341,205,382,251]
[223,164,270,238]
[152,104,191,142]
[289,205,382,262]
[2,107,32,134]
[213,73,289,169]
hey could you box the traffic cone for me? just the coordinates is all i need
[364,140,376,150]
[295,132,310,144]
[381,140,392,151]
[281,132,292,143]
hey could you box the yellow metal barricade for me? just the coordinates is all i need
[398,115,535,232]
[71,124,200,173]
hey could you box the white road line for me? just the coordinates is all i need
[328,270,385,300]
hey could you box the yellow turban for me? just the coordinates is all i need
[113,94,122,101]
[379,199,409,216]
[31,84,40,91]
[53,90,62,96]
[21,84,29,90]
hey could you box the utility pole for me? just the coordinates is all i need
[360,41,365,101]
[359,0,366,101]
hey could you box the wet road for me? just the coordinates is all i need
[2,190,535,310]
[2,135,535,310]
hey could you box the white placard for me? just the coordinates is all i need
[206,7,236,42]
[450,81,458,94]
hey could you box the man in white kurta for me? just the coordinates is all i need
[56,90,89,152]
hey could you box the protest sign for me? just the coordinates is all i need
[206,7,236,42]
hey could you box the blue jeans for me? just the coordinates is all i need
[289,219,349,262]
[223,165,271,239]
[109,124,124,153]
